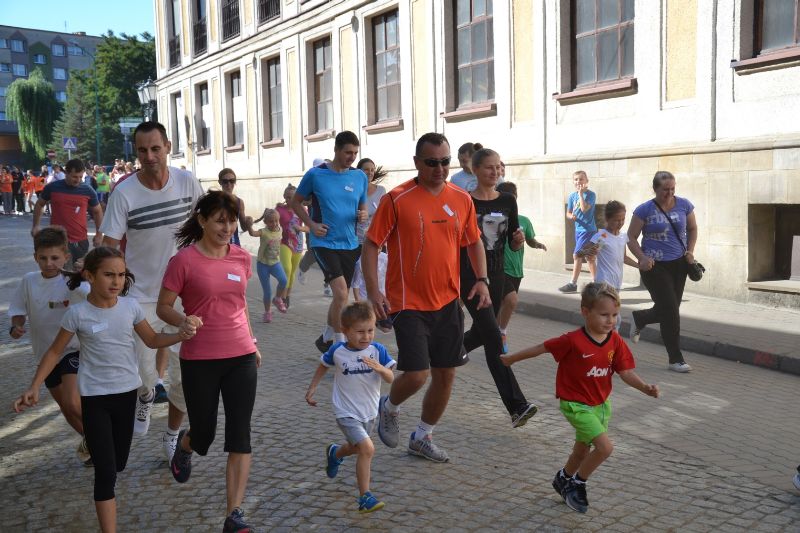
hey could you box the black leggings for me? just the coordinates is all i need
[299,249,317,273]
[461,271,528,416]
[634,257,689,364]
[82,389,137,501]
[180,354,257,456]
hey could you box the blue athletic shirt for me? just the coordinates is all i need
[296,164,367,250]
[567,190,597,234]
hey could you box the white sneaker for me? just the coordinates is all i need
[323,285,333,297]
[297,269,307,285]
[668,362,692,373]
[163,431,178,463]
[133,390,154,435]
[793,471,800,491]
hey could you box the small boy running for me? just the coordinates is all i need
[502,282,659,513]
[559,170,597,293]
[8,226,91,464]
[305,301,396,513]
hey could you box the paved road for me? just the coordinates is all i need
[1,214,798,532]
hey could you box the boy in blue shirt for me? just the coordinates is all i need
[559,170,597,293]
[306,302,396,513]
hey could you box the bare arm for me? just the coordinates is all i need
[90,204,104,246]
[685,211,698,262]
[626,215,653,270]
[617,369,660,398]
[133,319,192,349]
[362,238,389,320]
[501,342,548,366]
[465,239,491,309]
[361,357,395,384]
[623,254,639,268]
[30,198,47,236]
[305,364,329,406]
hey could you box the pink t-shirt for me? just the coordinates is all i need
[162,244,256,360]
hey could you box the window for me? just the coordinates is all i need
[53,68,67,80]
[756,0,800,54]
[196,82,212,150]
[171,92,185,154]
[454,0,494,107]
[33,54,47,65]
[313,37,333,132]
[372,10,402,122]
[10,39,25,53]
[193,0,208,56]
[264,57,283,140]
[0,63,10,73]
[12,64,27,77]
[169,0,182,67]
[0,112,6,121]
[0,39,7,48]
[56,91,67,102]
[68,45,84,56]
[258,0,280,24]
[228,71,244,145]
[52,43,66,56]
[572,0,634,88]
[0,86,6,97]
[222,0,241,41]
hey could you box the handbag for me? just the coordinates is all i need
[651,200,705,281]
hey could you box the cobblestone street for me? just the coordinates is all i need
[1,215,798,532]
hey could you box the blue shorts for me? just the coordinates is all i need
[44,351,80,388]
[574,231,597,256]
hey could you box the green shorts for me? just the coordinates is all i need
[559,399,612,445]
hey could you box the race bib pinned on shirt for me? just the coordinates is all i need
[227,273,241,282]
[443,204,454,216]
[91,322,109,334]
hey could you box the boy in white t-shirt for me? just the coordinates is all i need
[581,201,639,329]
[305,302,396,513]
[8,226,90,464]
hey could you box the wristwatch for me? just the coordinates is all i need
[477,277,490,286]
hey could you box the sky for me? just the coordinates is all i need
[2,0,155,38]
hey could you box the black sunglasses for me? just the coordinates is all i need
[421,156,451,168]
[219,179,236,184]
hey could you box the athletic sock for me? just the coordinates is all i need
[385,398,400,414]
[322,325,334,342]
[572,473,587,484]
[413,420,434,440]
[156,378,164,386]
[500,328,507,335]
[558,468,568,479]
[165,427,179,439]
[140,389,155,403]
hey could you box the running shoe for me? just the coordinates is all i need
[511,403,538,428]
[357,492,385,514]
[133,390,154,435]
[154,383,168,404]
[558,282,578,293]
[561,478,589,513]
[408,432,449,463]
[377,395,399,448]
[793,465,800,491]
[314,335,333,354]
[222,507,255,532]
[323,285,333,297]
[325,443,343,478]
[552,470,568,498]
[668,362,692,373]
[163,431,178,463]
[76,436,92,466]
[272,297,287,313]
[284,295,290,309]
[262,311,273,324]
[297,270,307,285]
[630,311,641,343]
[170,429,193,483]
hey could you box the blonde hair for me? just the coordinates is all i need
[573,170,588,181]
[254,207,279,225]
[581,282,620,310]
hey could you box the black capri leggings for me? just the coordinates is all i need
[82,389,137,501]
[180,353,257,456]
[634,257,689,364]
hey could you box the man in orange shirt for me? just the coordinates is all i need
[1,167,13,215]
[363,132,490,463]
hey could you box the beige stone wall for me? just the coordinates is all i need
[212,77,222,159]
[512,0,534,122]
[156,0,166,70]
[339,26,356,133]
[411,0,431,138]
[287,48,299,151]
[246,64,257,154]
[666,0,697,101]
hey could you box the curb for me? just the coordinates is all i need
[513,294,800,377]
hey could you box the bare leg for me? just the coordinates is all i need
[156,348,168,380]
[571,256,584,284]
[95,498,116,533]
[335,438,375,495]
[587,256,597,282]
[576,433,613,479]
[387,369,429,407]
[226,452,252,514]
[49,374,83,434]
[420,367,456,425]
[497,290,518,331]
[327,276,349,332]
[167,402,185,433]
[564,441,590,476]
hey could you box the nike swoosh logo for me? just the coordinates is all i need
[582,354,594,359]
[172,463,180,475]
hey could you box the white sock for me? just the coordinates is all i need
[385,398,400,414]
[334,332,346,343]
[322,325,334,342]
[140,389,154,403]
[500,327,507,335]
[165,427,179,439]
[156,378,164,386]
[414,420,434,440]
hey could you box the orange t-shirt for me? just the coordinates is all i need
[22,177,35,194]
[0,173,12,193]
[366,178,480,313]
[35,177,46,192]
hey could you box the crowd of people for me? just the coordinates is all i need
[10,121,794,532]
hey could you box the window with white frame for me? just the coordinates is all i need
[10,39,25,53]
[171,92,185,154]
[372,9,401,122]
[12,64,27,77]
[454,0,494,107]
[312,36,333,132]
[228,70,244,145]
[197,82,212,150]
[54,68,67,80]
[263,57,283,140]
[68,45,84,56]
[56,91,67,102]
[33,54,47,64]
[572,0,634,88]
[52,43,66,56]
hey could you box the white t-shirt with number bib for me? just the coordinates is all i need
[593,230,629,290]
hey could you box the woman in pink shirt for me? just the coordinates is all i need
[156,190,260,533]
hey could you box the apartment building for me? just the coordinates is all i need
[153,0,800,307]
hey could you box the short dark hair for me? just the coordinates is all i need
[334,130,360,149]
[67,246,135,295]
[653,171,675,190]
[496,181,517,196]
[33,226,69,252]
[64,159,85,173]
[458,142,482,156]
[218,168,236,181]
[604,200,626,219]
[133,121,170,145]
[341,301,376,329]
[415,132,450,157]
[175,190,240,248]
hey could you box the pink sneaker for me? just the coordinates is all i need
[272,297,287,313]
[262,311,273,323]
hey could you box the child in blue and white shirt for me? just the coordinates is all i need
[306,301,396,514]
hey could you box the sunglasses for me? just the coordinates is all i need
[421,156,451,168]
[219,179,236,184]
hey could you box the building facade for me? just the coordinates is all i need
[153,0,800,308]
[0,26,102,164]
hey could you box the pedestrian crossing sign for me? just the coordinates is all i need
[62,137,78,150]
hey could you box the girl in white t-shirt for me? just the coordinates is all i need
[14,246,198,533]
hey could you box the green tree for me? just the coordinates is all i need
[5,68,60,163]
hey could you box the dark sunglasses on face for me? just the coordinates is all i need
[219,179,236,184]
[421,156,451,168]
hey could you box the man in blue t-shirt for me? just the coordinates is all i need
[559,170,597,293]
[291,131,368,353]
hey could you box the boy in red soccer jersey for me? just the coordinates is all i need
[502,282,659,514]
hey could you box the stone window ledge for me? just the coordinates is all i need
[195,148,211,156]
[171,152,185,159]
[363,119,404,134]
[260,138,284,148]
[745,280,800,295]
[224,144,244,153]
[441,103,497,123]
[731,48,800,74]
[553,78,637,105]
[304,129,335,142]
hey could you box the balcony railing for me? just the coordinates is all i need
[222,0,240,42]
[168,34,181,69]
[258,0,280,24]
[193,18,207,56]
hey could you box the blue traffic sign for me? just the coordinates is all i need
[62,137,78,150]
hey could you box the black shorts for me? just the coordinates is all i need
[503,274,522,298]
[45,351,80,388]
[392,298,467,371]
[312,246,361,286]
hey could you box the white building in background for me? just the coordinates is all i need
[153,0,800,308]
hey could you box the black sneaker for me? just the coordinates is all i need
[223,507,255,532]
[170,429,192,483]
[551,471,568,498]
[315,335,333,354]
[154,383,168,404]
[561,478,589,513]
[511,404,538,428]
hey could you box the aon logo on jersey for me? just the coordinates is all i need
[586,366,610,378]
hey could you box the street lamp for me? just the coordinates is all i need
[69,40,101,164]
[136,78,157,122]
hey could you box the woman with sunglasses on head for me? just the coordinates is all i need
[217,168,252,246]
[355,158,388,246]
[459,148,538,429]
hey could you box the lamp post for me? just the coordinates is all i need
[69,40,100,164]
[136,78,157,122]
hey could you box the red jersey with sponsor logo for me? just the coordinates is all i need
[544,328,635,406]
[39,180,99,243]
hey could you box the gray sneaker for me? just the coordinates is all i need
[558,282,578,293]
[408,433,450,463]
[377,395,399,448]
